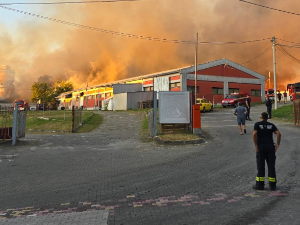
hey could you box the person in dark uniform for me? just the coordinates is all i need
[277,90,282,103]
[245,94,251,120]
[266,96,272,119]
[252,112,281,190]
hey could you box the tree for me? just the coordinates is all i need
[31,82,52,103]
[31,79,73,109]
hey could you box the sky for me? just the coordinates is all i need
[1,0,300,100]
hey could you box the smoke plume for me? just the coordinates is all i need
[1,0,300,100]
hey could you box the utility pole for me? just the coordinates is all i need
[271,36,278,109]
[86,83,88,110]
[195,33,198,104]
[268,71,271,89]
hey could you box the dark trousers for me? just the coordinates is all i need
[267,106,272,119]
[246,107,250,119]
[256,144,276,187]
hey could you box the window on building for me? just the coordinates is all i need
[144,86,154,91]
[212,87,224,95]
[170,82,181,89]
[187,86,199,93]
[105,93,111,97]
[251,89,261,96]
[228,88,239,94]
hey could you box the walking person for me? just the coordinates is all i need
[245,94,252,120]
[277,90,282,103]
[252,112,281,190]
[283,90,287,104]
[233,102,248,135]
[266,96,272,119]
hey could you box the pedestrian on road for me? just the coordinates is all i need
[252,112,281,190]
[277,90,282,103]
[283,90,287,104]
[266,96,272,119]
[245,94,252,120]
[234,102,248,135]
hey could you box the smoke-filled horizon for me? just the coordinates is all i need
[1,0,300,99]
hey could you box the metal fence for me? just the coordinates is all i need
[0,105,27,145]
[0,110,13,139]
[72,106,83,132]
[294,100,300,126]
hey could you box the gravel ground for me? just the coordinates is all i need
[0,104,299,225]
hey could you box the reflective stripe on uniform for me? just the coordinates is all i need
[269,177,276,182]
[256,177,265,181]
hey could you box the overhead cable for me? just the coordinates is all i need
[0,0,145,5]
[277,44,300,64]
[277,38,300,45]
[241,46,272,65]
[198,39,271,45]
[0,5,271,46]
[0,5,271,45]
[236,0,300,16]
[277,44,300,49]
[0,5,194,44]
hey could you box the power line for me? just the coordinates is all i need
[0,5,271,45]
[0,5,194,44]
[277,43,300,65]
[241,46,272,65]
[277,38,300,45]
[277,43,300,49]
[0,0,145,5]
[198,38,271,45]
[236,0,300,16]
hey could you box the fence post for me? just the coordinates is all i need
[12,104,18,146]
[72,106,75,132]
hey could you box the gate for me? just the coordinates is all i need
[72,106,83,132]
[0,104,27,146]
[294,100,300,126]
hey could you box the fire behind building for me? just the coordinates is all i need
[57,58,266,110]
[0,65,16,102]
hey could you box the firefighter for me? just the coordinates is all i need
[265,96,272,119]
[252,112,281,190]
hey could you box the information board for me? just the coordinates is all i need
[159,91,190,124]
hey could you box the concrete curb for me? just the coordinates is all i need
[153,136,205,145]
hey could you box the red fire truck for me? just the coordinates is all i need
[287,82,300,101]
[14,100,29,111]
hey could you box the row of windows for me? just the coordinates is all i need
[189,87,261,96]
[82,93,111,100]
[143,84,262,97]
[143,82,181,91]
[212,88,261,96]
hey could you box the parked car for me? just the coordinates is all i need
[221,93,248,108]
[196,98,213,112]
[29,104,37,110]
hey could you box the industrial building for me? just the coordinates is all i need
[57,58,266,110]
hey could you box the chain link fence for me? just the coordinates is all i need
[293,100,300,126]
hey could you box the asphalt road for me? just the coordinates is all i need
[0,103,299,225]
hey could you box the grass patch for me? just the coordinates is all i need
[26,110,103,134]
[273,104,294,122]
[158,133,200,141]
[75,113,103,133]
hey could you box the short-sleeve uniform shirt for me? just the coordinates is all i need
[254,120,278,147]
